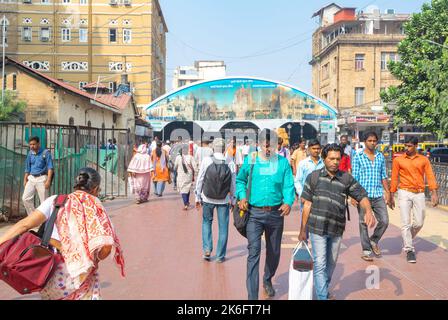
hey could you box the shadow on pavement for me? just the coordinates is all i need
[334,268,403,300]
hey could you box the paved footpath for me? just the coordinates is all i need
[1,188,448,300]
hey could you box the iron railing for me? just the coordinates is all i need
[0,122,134,220]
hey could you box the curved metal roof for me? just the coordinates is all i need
[147,76,337,116]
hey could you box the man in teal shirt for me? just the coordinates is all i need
[236,129,295,300]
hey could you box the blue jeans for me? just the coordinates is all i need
[181,192,190,206]
[309,232,342,300]
[156,182,166,196]
[246,207,284,300]
[202,203,230,260]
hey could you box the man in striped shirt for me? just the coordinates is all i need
[299,144,375,300]
[352,132,391,262]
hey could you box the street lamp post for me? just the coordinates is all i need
[317,118,322,143]
[300,120,305,139]
[287,123,292,145]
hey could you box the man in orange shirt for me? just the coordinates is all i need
[390,136,439,264]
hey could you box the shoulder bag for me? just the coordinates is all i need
[0,195,67,295]
[232,163,255,238]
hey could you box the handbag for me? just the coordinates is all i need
[288,241,313,300]
[232,163,254,238]
[0,195,67,295]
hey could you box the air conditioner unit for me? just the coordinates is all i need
[123,0,131,6]
[109,0,118,5]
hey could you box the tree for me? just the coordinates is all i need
[0,90,27,121]
[381,0,448,140]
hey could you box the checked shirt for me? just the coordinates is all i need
[352,150,387,199]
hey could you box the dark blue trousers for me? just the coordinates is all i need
[246,207,284,300]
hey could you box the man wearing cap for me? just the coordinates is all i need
[236,129,295,300]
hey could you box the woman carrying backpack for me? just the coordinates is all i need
[174,147,197,211]
[0,168,125,300]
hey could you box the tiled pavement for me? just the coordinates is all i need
[1,189,447,300]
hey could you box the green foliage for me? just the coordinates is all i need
[0,90,27,121]
[381,0,448,139]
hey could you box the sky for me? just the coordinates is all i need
[159,0,429,93]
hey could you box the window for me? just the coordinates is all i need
[109,28,117,43]
[63,0,70,3]
[123,29,132,43]
[333,89,337,104]
[80,0,87,4]
[22,27,32,41]
[322,63,329,80]
[381,52,399,71]
[322,93,329,102]
[40,27,50,42]
[69,117,74,126]
[79,28,88,42]
[62,28,71,42]
[87,120,91,127]
[109,81,117,93]
[41,0,50,3]
[333,56,337,74]
[355,54,365,71]
[355,87,365,106]
[12,74,17,90]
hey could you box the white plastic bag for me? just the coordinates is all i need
[288,241,313,300]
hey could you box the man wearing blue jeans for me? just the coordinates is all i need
[299,144,376,300]
[237,129,295,300]
[195,138,236,263]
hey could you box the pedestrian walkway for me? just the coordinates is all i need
[1,191,447,300]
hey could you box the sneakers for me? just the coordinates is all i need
[203,252,211,261]
[370,242,382,257]
[263,282,276,298]
[406,251,417,264]
[216,257,226,264]
[361,252,374,262]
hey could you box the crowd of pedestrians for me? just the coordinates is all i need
[1,129,440,301]
[124,130,440,301]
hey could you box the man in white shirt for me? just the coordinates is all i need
[194,140,214,170]
[195,138,236,263]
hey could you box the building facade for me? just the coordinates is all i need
[310,3,410,143]
[3,57,138,131]
[172,61,226,90]
[0,0,167,115]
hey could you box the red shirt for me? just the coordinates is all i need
[339,154,351,172]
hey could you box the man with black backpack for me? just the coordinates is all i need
[298,144,376,300]
[195,138,236,263]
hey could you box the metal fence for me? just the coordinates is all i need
[386,160,448,206]
[0,122,134,220]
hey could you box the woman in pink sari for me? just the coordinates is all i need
[0,168,125,300]
[128,143,152,204]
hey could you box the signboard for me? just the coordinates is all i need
[146,78,337,122]
[320,122,335,133]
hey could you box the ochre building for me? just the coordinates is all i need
[1,0,167,115]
